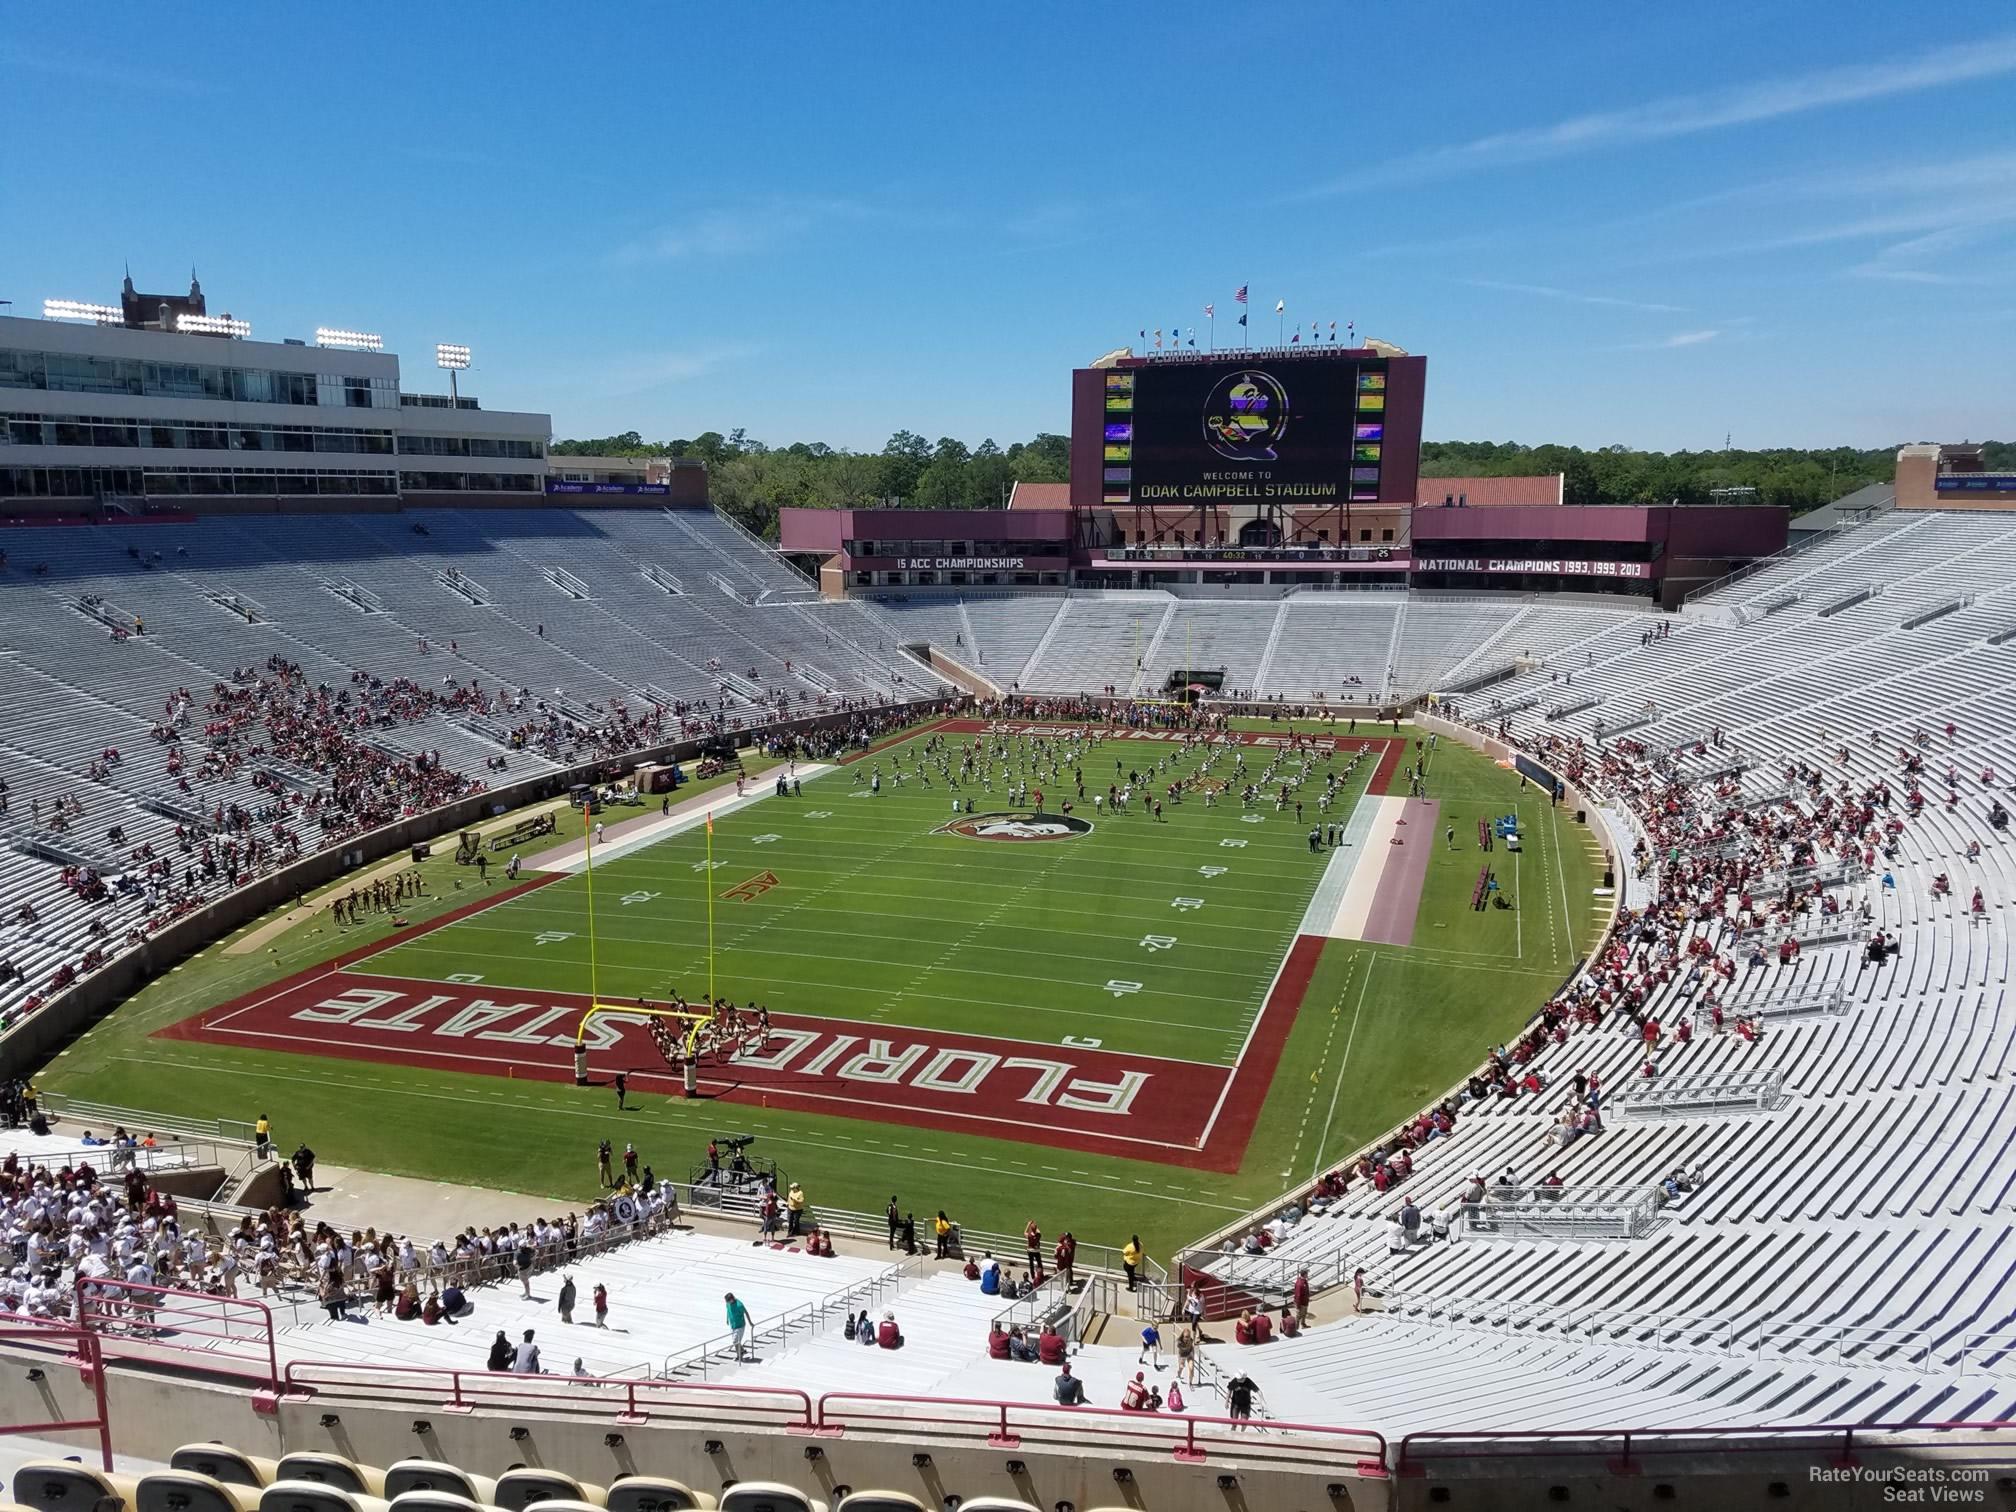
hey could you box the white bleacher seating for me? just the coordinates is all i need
[0,508,954,1019]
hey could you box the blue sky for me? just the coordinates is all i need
[3,3,2012,452]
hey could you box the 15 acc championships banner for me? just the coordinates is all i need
[1119,356,1374,504]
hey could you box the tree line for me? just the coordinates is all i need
[1419,440,1913,514]
[553,428,1999,534]
[551,429,1068,537]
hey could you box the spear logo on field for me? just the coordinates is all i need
[937,811,1094,842]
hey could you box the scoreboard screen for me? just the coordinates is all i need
[1098,354,1389,508]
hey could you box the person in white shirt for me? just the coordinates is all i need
[512,1329,542,1373]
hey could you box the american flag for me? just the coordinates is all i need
[1234,286,1248,304]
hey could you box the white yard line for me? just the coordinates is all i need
[1310,952,1379,1183]
[539,765,834,872]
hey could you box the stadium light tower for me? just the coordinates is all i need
[436,343,471,405]
[177,313,252,338]
[44,298,125,325]
[314,327,383,352]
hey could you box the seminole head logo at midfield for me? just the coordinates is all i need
[1202,369,1291,462]
[937,811,1094,842]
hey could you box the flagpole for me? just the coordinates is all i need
[1277,303,1284,348]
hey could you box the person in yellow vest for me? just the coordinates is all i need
[254,1113,271,1159]
[785,1181,807,1238]
[1122,1234,1144,1292]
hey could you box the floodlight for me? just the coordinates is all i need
[315,327,383,351]
[177,313,252,338]
[436,343,471,370]
[44,299,124,324]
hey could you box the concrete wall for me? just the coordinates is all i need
[6,1343,1995,1512]
[906,643,1004,699]
[6,1348,1392,1512]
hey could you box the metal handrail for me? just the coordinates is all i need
[3,1281,280,1390]
[660,1263,905,1381]
[1396,1419,2014,1477]
[37,1094,261,1150]
[814,1390,1389,1470]
[283,1360,814,1429]
[1679,493,1896,609]
[0,1324,112,1470]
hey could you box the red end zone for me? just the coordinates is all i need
[158,912,1323,1176]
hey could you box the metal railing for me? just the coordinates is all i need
[659,1263,912,1381]
[277,1361,1389,1470]
[709,507,820,589]
[1610,1067,1786,1119]
[38,1093,260,1149]
[6,1282,282,1390]
[814,1391,1388,1471]
[1396,1419,2012,1479]
[1680,492,1896,610]
[284,1360,814,1430]
[0,1324,112,1470]
[1742,984,1851,1021]
[1754,1319,1938,1374]
[1460,1183,1662,1241]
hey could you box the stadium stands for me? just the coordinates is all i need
[13,506,2016,1488]
[0,509,952,1020]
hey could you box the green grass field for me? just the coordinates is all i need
[45,718,1604,1261]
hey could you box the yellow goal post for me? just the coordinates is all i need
[573,1001,714,1058]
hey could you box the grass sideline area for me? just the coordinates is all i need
[43,717,1602,1261]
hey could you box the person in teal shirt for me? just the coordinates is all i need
[725,1292,752,1361]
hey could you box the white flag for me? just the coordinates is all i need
[1275,299,1285,313]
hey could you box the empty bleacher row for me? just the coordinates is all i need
[872,588,1661,700]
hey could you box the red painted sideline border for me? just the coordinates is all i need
[1199,933,1326,1164]
[1367,733,1411,796]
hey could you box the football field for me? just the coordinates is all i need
[55,716,1604,1255]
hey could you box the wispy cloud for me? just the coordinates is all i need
[1463,278,1686,313]
[1610,329,1722,351]
[1846,223,2010,284]
[0,43,209,94]
[609,200,866,265]
[1301,33,2016,196]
